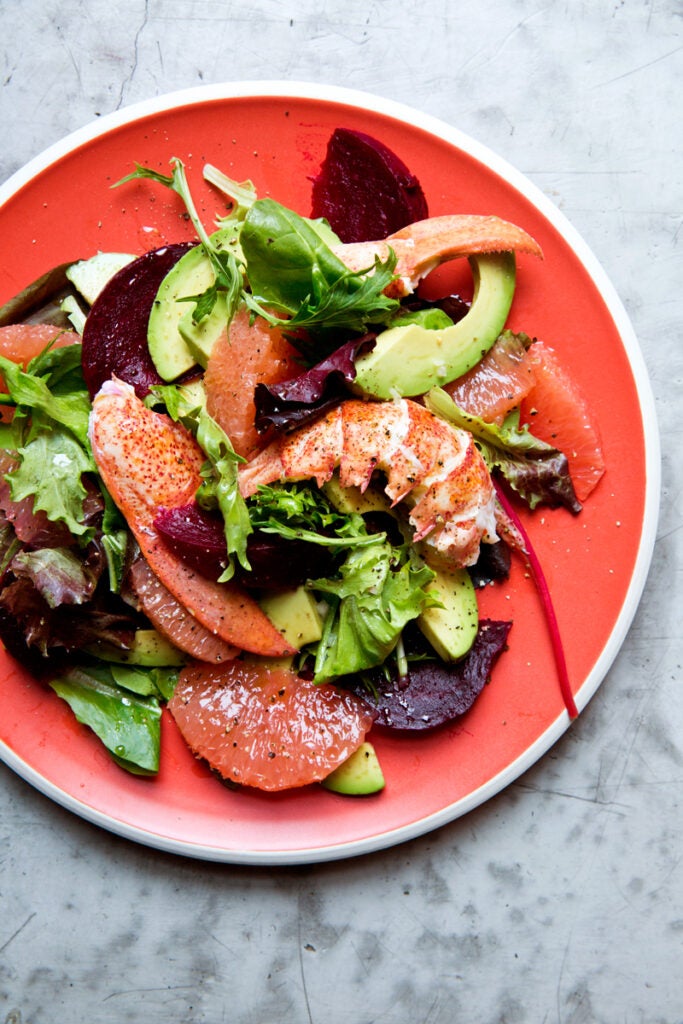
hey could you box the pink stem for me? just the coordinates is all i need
[494,479,579,720]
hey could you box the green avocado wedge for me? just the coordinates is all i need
[148,227,237,380]
[352,251,516,399]
[321,742,386,796]
[84,628,186,667]
[417,566,479,662]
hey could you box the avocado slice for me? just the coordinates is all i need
[178,290,229,368]
[322,742,386,795]
[86,628,186,667]
[322,474,390,515]
[259,586,323,650]
[147,228,237,381]
[418,566,478,661]
[66,251,135,305]
[352,251,516,399]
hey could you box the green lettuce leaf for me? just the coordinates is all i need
[9,430,95,537]
[311,538,438,682]
[0,354,92,447]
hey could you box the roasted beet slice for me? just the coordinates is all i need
[311,128,428,243]
[154,502,229,580]
[239,532,335,591]
[154,502,332,589]
[82,242,193,398]
[468,540,511,588]
[347,619,512,730]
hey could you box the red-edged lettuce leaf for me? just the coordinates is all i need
[254,335,375,434]
[426,388,581,513]
[9,546,102,607]
[0,576,140,661]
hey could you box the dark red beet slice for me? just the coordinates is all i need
[154,503,229,580]
[311,128,428,243]
[239,532,335,591]
[154,502,333,588]
[347,620,512,730]
[81,243,193,398]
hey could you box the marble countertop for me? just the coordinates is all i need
[1,2,681,1021]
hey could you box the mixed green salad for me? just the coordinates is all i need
[0,144,593,788]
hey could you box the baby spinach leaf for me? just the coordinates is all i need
[50,664,162,774]
[240,198,400,336]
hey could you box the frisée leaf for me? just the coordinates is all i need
[147,384,252,580]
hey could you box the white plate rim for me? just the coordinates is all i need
[0,80,661,865]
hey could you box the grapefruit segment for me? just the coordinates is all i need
[204,305,301,459]
[520,342,605,502]
[0,323,78,393]
[445,331,538,425]
[0,322,78,363]
[168,659,376,791]
[128,558,240,664]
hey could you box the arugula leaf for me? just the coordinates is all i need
[115,159,244,325]
[311,538,438,681]
[116,162,400,344]
[148,384,252,579]
[425,387,581,513]
[240,198,400,336]
[50,664,162,774]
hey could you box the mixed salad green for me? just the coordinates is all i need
[0,154,585,781]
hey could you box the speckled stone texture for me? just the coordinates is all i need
[1,2,681,1022]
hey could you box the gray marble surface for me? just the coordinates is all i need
[1,1,681,1021]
